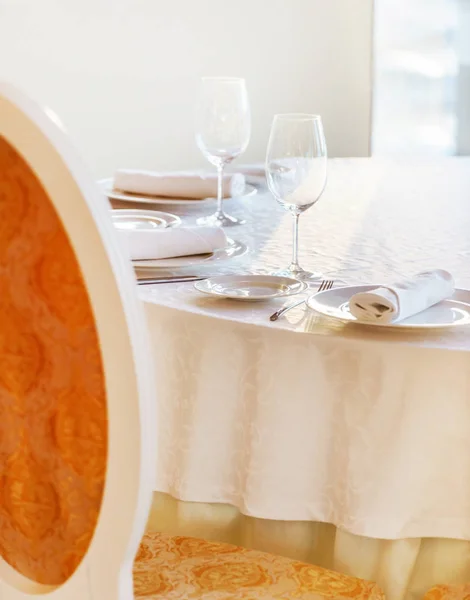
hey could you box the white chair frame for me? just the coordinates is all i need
[0,83,156,600]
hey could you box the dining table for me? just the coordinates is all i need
[129,158,470,600]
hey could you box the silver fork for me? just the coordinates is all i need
[269,279,334,322]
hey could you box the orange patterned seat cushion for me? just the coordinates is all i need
[134,532,384,600]
[424,585,470,600]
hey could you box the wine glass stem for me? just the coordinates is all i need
[290,211,301,272]
[215,163,226,218]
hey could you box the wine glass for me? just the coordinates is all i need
[195,77,251,227]
[265,114,327,281]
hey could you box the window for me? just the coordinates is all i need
[372,0,459,155]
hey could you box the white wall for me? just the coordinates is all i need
[0,0,373,178]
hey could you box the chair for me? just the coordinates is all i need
[0,82,384,600]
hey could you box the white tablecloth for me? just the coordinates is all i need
[137,158,470,597]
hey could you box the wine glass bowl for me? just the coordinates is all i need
[195,77,251,227]
[266,114,327,280]
[267,158,327,212]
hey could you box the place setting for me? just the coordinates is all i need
[109,204,248,283]
[116,221,247,283]
[100,169,256,209]
[102,77,258,229]
[306,269,470,330]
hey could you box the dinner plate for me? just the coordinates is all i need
[111,209,181,230]
[306,284,470,329]
[194,275,307,301]
[99,178,257,206]
[133,238,248,270]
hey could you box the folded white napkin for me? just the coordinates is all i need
[118,225,228,261]
[348,270,455,324]
[114,169,246,200]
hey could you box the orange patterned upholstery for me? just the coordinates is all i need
[424,585,470,600]
[0,135,107,585]
[133,531,385,600]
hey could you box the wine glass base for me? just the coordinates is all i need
[196,212,246,227]
[271,268,323,283]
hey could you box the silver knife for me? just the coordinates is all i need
[137,275,207,285]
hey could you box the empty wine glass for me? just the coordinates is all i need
[195,77,251,227]
[266,114,327,281]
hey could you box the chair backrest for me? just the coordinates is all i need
[0,83,156,600]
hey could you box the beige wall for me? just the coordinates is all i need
[0,0,373,178]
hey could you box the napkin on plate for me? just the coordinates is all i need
[114,169,246,200]
[118,225,228,261]
[348,269,455,324]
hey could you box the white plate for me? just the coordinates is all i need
[99,178,257,206]
[133,238,248,270]
[194,275,307,301]
[111,209,181,230]
[306,284,470,329]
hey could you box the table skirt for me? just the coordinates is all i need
[148,493,470,600]
[146,304,470,541]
